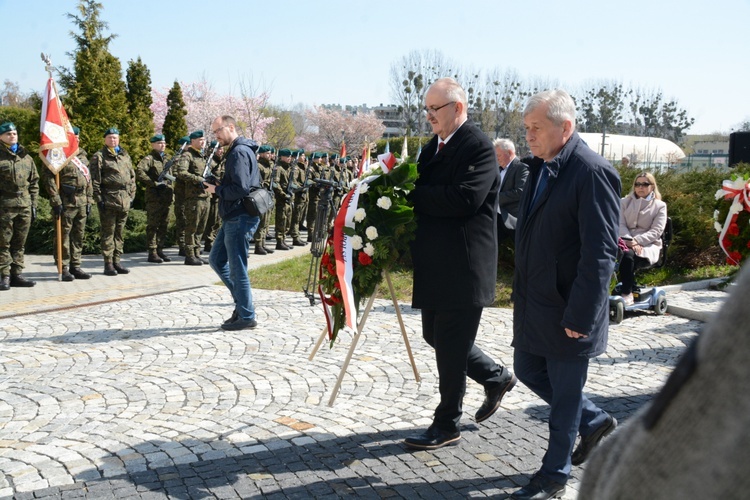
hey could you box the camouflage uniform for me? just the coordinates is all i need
[42,147,93,274]
[90,146,136,266]
[136,150,173,259]
[0,141,39,283]
[272,159,294,250]
[201,150,224,252]
[253,155,275,253]
[305,160,324,242]
[288,159,308,246]
[175,147,209,262]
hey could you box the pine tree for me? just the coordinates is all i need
[162,81,188,150]
[59,0,129,154]
[125,56,155,161]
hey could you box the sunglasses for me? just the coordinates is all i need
[634,182,651,188]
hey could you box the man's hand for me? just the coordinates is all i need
[565,328,588,339]
[203,182,216,194]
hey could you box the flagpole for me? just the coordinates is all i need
[41,54,64,281]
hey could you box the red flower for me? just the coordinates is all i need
[330,294,342,304]
[746,240,750,249]
[321,253,330,266]
[358,251,373,266]
[728,223,740,236]
[333,280,341,290]
[728,251,743,265]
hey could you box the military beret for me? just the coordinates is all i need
[209,140,218,149]
[189,130,204,140]
[330,154,339,160]
[0,122,16,134]
[150,134,165,143]
[258,145,273,154]
[104,127,120,137]
[312,152,326,159]
[278,148,292,157]
[72,126,81,135]
[296,148,305,155]
[178,136,190,145]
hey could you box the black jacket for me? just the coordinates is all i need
[513,132,621,359]
[410,121,499,309]
[498,156,529,229]
[216,137,259,220]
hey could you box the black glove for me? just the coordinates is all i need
[86,204,91,217]
[97,201,105,213]
[53,204,64,218]
[31,207,37,222]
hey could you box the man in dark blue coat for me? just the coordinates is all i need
[403,77,516,451]
[509,90,621,500]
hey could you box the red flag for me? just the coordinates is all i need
[340,139,346,160]
[39,78,81,175]
[376,152,397,174]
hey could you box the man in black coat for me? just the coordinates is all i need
[508,89,621,500]
[493,138,529,243]
[403,77,516,450]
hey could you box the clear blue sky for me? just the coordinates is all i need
[2,0,747,134]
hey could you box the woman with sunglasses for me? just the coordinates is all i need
[618,172,667,305]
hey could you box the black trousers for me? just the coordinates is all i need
[619,249,648,294]
[421,307,510,432]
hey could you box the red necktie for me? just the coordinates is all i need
[438,141,445,151]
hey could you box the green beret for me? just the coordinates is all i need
[312,152,326,159]
[278,148,292,157]
[189,130,204,140]
[258,145,273,154]
[330,153,339,160]
[178,136,190,145]
[209,140,218,149]
[0,122,16,134]
[104,127,120,137]
[296,148,305,155]
[150,134,165,143]
[72,126,81,135]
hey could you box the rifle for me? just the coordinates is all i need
[268,155,279,192]
[157,142,187,183]
[201,141,221,185]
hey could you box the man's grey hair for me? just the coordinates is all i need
[492,138,515,153]
[523,89,577,129]
[429,77,468,107]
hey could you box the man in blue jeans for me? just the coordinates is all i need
[204,115,260,331]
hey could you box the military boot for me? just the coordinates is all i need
[156,248,171,262]
[70,266,92,280]
[61,269,75,282]
[148,249,163,263]
[10,274,36,287]
[197,250,209,265]
[178,247,186,257]
[204,241,212,253]
[184,249,203,266]
[0,276,9,291]
[292,238,307,247]
[104,262,118,276]
[276,240,291,251]
[113,262,130,274]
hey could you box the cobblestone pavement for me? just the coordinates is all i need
[0,272,723,499]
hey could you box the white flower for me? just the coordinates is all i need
[714,221,723,233]
[376,196,392,210]
[358,182,369,194]
[715,189,725,200]
[713,209,720,221]
[363,243,375,256]
[365,226,378,240]
[730,199,744,215]
[350,235,363,250]
[353,208,366,222]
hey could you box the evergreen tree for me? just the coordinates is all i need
[125,56,155,161]
[59,0,129,154]
[162,81,188,150]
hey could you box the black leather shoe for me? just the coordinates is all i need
[156,249,171,262]
[510,473,566,499]
[264,246,275,254]
[254,246,268,255]
[61,270,75,282]
[276,242,291,250]
[476,374,517,423]
[147,250,163,263]
[178,248,186,257]
[222,309,239,327]
[113,262,130,274]
[0,276,10,290]
[221,318,257,331]
[70,267,92,280]
[292,239,307,246]
[571,415,617,465]
[10,274,36,287]
[403,426,461,450]
[104,263,118,276]
[184,256,203,266]
[204,242,212,252]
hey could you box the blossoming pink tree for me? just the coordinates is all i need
[299,106,385,153]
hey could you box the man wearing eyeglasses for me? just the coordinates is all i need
[203,115,261,331]
[509,89,620,499]
[404,77,516,451]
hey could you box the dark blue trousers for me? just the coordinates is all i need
[513,349,610,484]
[422,307,511,433]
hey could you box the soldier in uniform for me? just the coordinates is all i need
[136,134,173,264]
[272,149,296,250]
[42,126,94,281]
[176,130,209,265]
[0,122,39,290]
[305,152,327,244]
[253,145,276,255]
[201,141,223,253]
[90,127,136,276]
[288,150,308,247]
[173,136,190,257]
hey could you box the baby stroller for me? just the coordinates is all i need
[609,218,673,324]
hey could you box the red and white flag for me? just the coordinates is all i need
[376,152,397,174]
[39,78,84,176]
[356,144,370,178]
